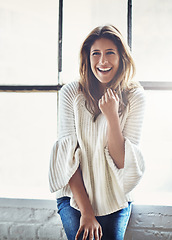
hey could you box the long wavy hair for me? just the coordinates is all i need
[79,25,140,121]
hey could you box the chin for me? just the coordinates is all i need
[98,79,112,85]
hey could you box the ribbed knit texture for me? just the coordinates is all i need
[49,81,146,216]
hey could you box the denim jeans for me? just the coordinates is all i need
[57,197,132,240]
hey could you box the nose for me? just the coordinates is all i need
[99,53,108,65]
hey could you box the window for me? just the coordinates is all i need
[133,0,172,83]
[0,92,57,199]
[0,0,128,200]
[133,90,172,205]
[1,0,172,205]
[62,0,127,84]
[0,0,58,85]
[132,0,172,205]
[0,0,59,200]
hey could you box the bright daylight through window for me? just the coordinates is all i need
[132,0,172,205]
[0,0,172,206]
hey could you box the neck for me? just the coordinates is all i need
[98,82,107,95]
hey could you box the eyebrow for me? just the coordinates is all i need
[91,50,100,53]
[106,48,116,51]
[91,48,117,53]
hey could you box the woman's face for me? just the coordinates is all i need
[90,38,120,87]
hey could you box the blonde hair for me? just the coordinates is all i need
[79,25,140,121]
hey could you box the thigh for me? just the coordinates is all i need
[97,202,132,240]
[57,197,96,240]
[57,197,81,240]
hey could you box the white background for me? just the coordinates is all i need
[0,0,172,205]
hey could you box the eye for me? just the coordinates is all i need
[106,51,115,55]
[91,52,100,56]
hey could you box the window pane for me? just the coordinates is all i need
[0,0,58,85]
[0,92,57,199]
[133,91,172,205]
[133,0,172,82]
[62,0,127,84]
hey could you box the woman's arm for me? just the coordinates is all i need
[99,88,125,169]
[69,168,103,240]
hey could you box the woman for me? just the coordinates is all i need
[49,25,145,240]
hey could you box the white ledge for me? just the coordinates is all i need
[0,198,172,215]
[0,198,57,210]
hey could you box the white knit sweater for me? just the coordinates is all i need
[49,81,146,216]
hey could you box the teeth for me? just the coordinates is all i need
[98,67,111,72]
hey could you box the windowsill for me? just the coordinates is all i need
[0,197,57,210]
[0,197,171,210]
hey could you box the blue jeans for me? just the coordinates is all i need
[57,197,132,240]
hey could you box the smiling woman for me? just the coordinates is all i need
[90,38,120,86]
[49,25,145,240]
[79,25,137,122]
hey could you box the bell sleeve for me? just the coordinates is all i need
[104,87,146,195]
[49,82,80,193]
[122,87,146,194]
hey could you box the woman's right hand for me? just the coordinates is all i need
[75,214,103,240]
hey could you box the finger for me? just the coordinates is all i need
[104,92,109,103]
[98,98,101,106]
[109,88,117,99]
[89,229,94,240]
[99,226,103,239]
[94,228,99,240]
[107,88,116,101]
[75,227,83,240]
[101,95,105,104]
[107,88,113,98]
[82,229,89,240]
[113,89,119,101]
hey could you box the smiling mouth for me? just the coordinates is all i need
[97,67,112,72]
